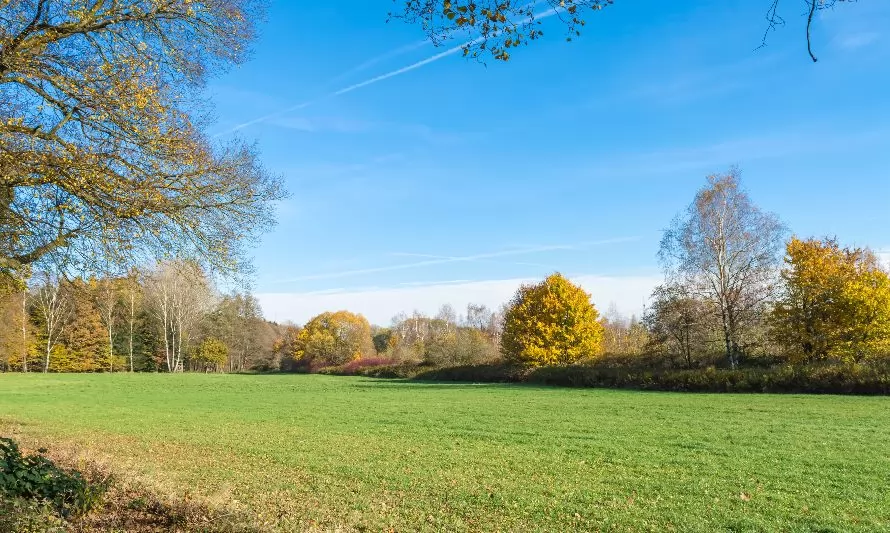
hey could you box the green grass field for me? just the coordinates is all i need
[1,374,888,532]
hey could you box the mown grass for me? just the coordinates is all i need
[1,373,888,532]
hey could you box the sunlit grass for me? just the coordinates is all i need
[1,373,888,531]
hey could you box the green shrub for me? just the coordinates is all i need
[320,362,421,379]
[193,338,229,372]
[0,496,66,533]
[0,438,109,518]
[409,362,890,394]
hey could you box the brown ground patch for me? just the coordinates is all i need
[1,429,261,533]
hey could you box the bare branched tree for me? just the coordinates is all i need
[644,283,713,368]
[125,271,142,373]
[659,170,787,368]
[32,271,70,372]
[393,0,853,63]
[145,261,213,372]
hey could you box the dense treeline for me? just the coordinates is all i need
[0,261,283,373]
[278,172,890,391]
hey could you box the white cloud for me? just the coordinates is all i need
[257,274,660,326]
[581,127,890,179]
[836,32,880,50]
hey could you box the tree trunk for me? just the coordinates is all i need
[129,292,135,372]
[162,290,171,372]
[719,296,734,368]
[44,337,51,373]
[21,290,28,373]
[108,324,114,373]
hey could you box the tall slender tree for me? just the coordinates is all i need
[32,272,70,372]
[660,170,786,368]
[145,261,213,372]
[93,278,118,372]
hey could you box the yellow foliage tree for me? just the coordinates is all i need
[294,311,375,368]
[501,273,604,366]
[772,237,890,363]
[842,268,890,360]
[1,0,283,279]
[193,338,229,372]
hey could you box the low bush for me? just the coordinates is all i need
[414,363,527,383]
[340,357,398,374]
[320,361,421,379]
[0,496,66,533]
[0,437,110,518]
[411,362,890,394]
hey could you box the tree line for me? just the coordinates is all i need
[275,171,890,375]
[3,171,887,375]
[0,261,282,373]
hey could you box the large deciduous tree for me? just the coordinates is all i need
[0,0,283,279]
[501,273,604,367]
[206,292,265,372]
[772,237,890,363]
[659,170,786,368]
[292,311,375,369]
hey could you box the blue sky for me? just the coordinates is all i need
[210,0,890,325]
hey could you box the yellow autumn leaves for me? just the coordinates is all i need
[772,237,890,363]
[501,273,605,367]
[292,311,376,368]
[498,239,890,369]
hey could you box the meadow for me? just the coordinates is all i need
[1,373,888,532]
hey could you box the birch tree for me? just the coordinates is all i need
[93,278,118,372]
[659,170,786,368]
[124,272,142,373]
[145,261,213,372]
[21,286,27,372]
[32,272,70,372]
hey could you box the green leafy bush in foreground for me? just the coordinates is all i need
[0,496,66,533]
[0,437,109,518]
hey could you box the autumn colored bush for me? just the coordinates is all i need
[292,311,376,368]
[501,273,605,366]
[193,338,229,372]
[772,237,890,363]
[340,357,398,375]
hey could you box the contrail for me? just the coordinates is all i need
[219,100,315,136]
[219,6,563,136]
[274,237,639,283]
[327,39,430,85]
[331,39,477,98]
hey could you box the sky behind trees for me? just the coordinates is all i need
[210,0,890,325]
